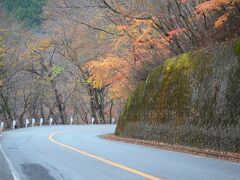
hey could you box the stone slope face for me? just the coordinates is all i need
[116,41,240,152]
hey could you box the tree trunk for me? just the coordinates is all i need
[52,81,66,124]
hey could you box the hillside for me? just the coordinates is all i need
[3,0,47,28]
[116,40,240,152]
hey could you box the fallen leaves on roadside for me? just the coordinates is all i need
[100,134,240,163]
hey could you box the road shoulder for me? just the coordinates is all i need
[100,134,240,163]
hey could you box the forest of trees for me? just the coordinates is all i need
[3,0,47,27]
[0,0,239,128]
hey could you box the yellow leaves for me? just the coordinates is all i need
[0,53,5,59]
[0,32,7,60]
[86,55,131,99]
[108,77,132,99]
[22,37,52,63]
[87,55,126,87]
[28,37,51,53]
[106,24,119,33]
[124,19,154,40]
[0,61,4,67]
[97,32,107,42]
[0,36,4,42]
[38,38,51,50]
[97,24,120,42]
[0,47,6,54]
[0,28,7,38]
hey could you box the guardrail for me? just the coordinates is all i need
[0,117,116,132]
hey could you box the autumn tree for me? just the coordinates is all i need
[43,1,122,124]
[195,0,240,28]
[23,37,70,124]
[0,11,40,127]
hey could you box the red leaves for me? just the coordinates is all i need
[195,0,240,28]
[166,28,187,40]
[195,0,237,14]
[181,0,189,4]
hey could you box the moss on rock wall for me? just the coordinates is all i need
[235,39,240,56]
[116,42,240,152]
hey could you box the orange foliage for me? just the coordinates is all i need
[86,55,132,99]
[195,0,240,28]
[195,0,238,13]
[214,13,230,28]
[112,18,172,62]
[90,16,188,99]
[166,28,187,40]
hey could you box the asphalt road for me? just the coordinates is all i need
[0,125,239,180]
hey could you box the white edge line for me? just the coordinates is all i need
[230,162,240,166]
[0,133,21,180]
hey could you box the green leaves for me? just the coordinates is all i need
[235,39,240,56]
[3,0,48,28]
[50,65,65,79]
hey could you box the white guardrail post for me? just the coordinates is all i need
[12,120,16,130]
[91,117,94,125]
[25,119,29,128]
[0,122,4,131]
[32,118,35,127]
[49,118,53,126]
[70,118,73,125]
[40,118,43,126]
[111,118,115,124]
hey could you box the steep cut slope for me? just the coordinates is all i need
[116,41,240,152]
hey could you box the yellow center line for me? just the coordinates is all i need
[48,132,161,180]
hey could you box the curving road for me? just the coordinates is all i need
[0,125,239,180]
